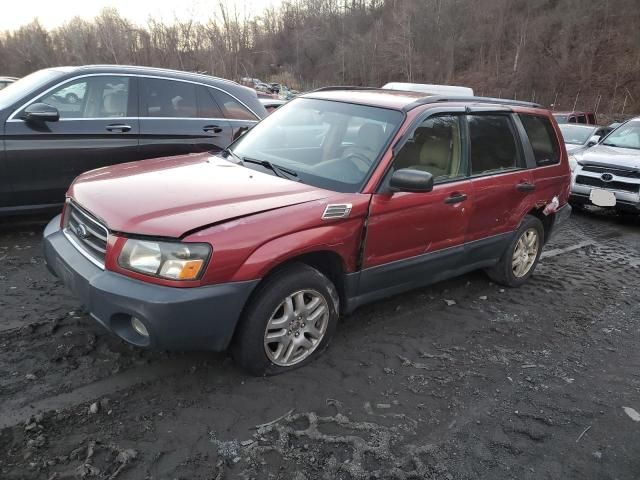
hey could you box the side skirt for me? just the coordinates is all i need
[343,231,514,314]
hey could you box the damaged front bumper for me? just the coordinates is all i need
[43,215,259,351]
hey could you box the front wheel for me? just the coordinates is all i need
[486,215,544,287]
[232,264,339,376]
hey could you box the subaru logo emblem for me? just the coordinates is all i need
[601,173,613,182]
[75,223,89,238]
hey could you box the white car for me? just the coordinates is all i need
[382,82,474,96]
[569,118,640,214]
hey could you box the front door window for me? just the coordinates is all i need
[393,115,467,183]
[28,76,130,119]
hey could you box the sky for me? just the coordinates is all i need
[0,0,283,31]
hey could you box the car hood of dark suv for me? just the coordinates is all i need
[69,153,331,237]
[576,144,640,170]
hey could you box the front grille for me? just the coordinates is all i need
[575,175,640,194]
[64,202,109,267]
[581,165,640,179]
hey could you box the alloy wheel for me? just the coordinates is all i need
[263,289,330,367]
[512,228,540,277]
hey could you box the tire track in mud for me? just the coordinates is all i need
[0,358,194,429]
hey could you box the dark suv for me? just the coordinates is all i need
[0,65,267,215]
[44,89,571,375]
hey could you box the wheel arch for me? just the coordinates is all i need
[526,207,553,243]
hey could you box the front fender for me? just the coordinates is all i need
[230,219,364,282]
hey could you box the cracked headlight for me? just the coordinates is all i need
[119,239,211,280]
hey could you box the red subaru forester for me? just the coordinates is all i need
[44,88,571,375]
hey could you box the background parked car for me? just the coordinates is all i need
[558,124,611,153]
[553,111,597,124]
[382,82,474,96]
[259,97,287,113]
[569,117,640,214]
[0,76,18,90]
[0,65,267,215]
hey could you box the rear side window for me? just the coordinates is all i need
[519,114,560,166]
[141,78,197,118]
[577,114,587,123]
[197,87,223,118]
[468,115,521,175]
[210,89,257,120]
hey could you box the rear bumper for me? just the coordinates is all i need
[43,215,259,351]
[548,203,571,239]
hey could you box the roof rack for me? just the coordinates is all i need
[403,95,541,111]
[310,87,543,110]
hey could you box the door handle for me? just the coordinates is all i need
[203,125,223,134]
[106,124,131,133]
[516,182,536,192]
[444,193,468,204]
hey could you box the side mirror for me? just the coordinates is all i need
[586,135,601,147]
[23,103,60,123]
[389,168,434,193]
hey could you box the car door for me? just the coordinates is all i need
[359,114,473,296]
[208,87,260,141]
[4,75,139,207]
[518,112,567,206]
[138,78,234,159]
[465,113,535,256]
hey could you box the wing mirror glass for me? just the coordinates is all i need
[23,103,60,123]
[389,168,434,193]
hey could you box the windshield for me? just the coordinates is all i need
[229,97,403,192]
[559,124,596,145]
[602,121,640,150]
[0,69,65,110]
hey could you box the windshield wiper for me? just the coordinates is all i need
[242,157,299,180]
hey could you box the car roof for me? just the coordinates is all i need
[304,88,425,110]
[303,87,543,112]
[558,124,597,130]
[49,65,242,88]
[553,111,593,115]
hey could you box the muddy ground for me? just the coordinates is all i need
[0,209,639,480]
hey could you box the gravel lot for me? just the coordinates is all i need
[1,209,639,479]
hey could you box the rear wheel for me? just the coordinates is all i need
[486,215,544,287]
[232,263,339,376]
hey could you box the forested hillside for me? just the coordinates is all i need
[1,0,638,113]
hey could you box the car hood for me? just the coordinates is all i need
[576,144,640,169]
[69,153,331,238]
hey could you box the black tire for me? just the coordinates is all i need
[485,215,544,287]
[232,263,340,376]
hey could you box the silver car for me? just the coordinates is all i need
[559,124,611,154]
[569,118,640,213]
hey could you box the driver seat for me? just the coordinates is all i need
[345,122,386,163]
